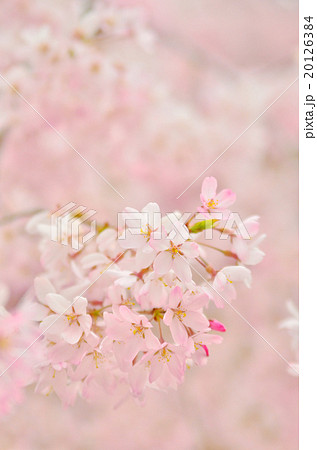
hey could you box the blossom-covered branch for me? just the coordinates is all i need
[0,176,265,412]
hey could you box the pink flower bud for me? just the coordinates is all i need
[202,344,209,357]
[209,319,226,332]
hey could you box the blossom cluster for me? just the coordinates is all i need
[0,176,264,409]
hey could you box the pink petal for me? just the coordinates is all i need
[62,322,83,344]
[80,253,109,269]
[170,318,188,345]
[154,251,173,275]
[141,202,161,230]
[201,344,209,357]
[169,286,182,308]
[46,294,71,314]
[213,272,227,292]
[96,228,117,252]
[199,333,223,344]
[144,330,161,349]
[232,239,249,262]
[149,356,163,383]
[119,230,145,249]
[172,254,192,282]
[129,364,148,397]
[163,308,174,326]
[244,216,260,237]
[150,237,170,252]
[215,189,236,209]
[28,303,49,321]
[78,315,92,335]
[119,305,146,324]
[167,354,184,381]
[183,311,209,331]
[135,248,156,270]
[40,314,68,335]
[222,266,252,287]
[60,283,89,300]
[209,319,226,332]
[73,297,87,315]
[186,293,209,310]
[34,277,55,304]
[181,241,199,259]
[201,177,217,202]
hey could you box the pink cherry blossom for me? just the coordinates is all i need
[39,294,92,345]
[188,332,223,366]
[151,222,199,282]
[128,343,187,397]
[163,286,210,345]
[0,174,264,409]
[104,305,160,370]
[212,266,252,307]
[199,176,236,217]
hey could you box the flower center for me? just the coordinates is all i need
[66,313,78,325]
[174,309,186,321]
[140,225,153,240]
[207,199,219,209]
[131,324,146,338]
[158,347,172,363]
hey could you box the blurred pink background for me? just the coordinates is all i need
[0,0,298,449]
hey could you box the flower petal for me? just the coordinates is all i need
[201,177,217,202]
[34,277,56,304]
[170,318,188,345]
[215,189,236,209]
[181,241,199,259]
[154,251,173,275]
[46,294,71,314]
[73,297,87,315]
[183,311,209,331]
[172,254,192,283]
[40,314,68,335]
[62,323,83,344]
[78,315,92,335]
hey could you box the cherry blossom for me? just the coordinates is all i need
[212,266,252,307]
[151,221,199,282]
[0,175,264,409]
[163,287,210,345]
[199,176,236,217]
[35,280,92,345]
